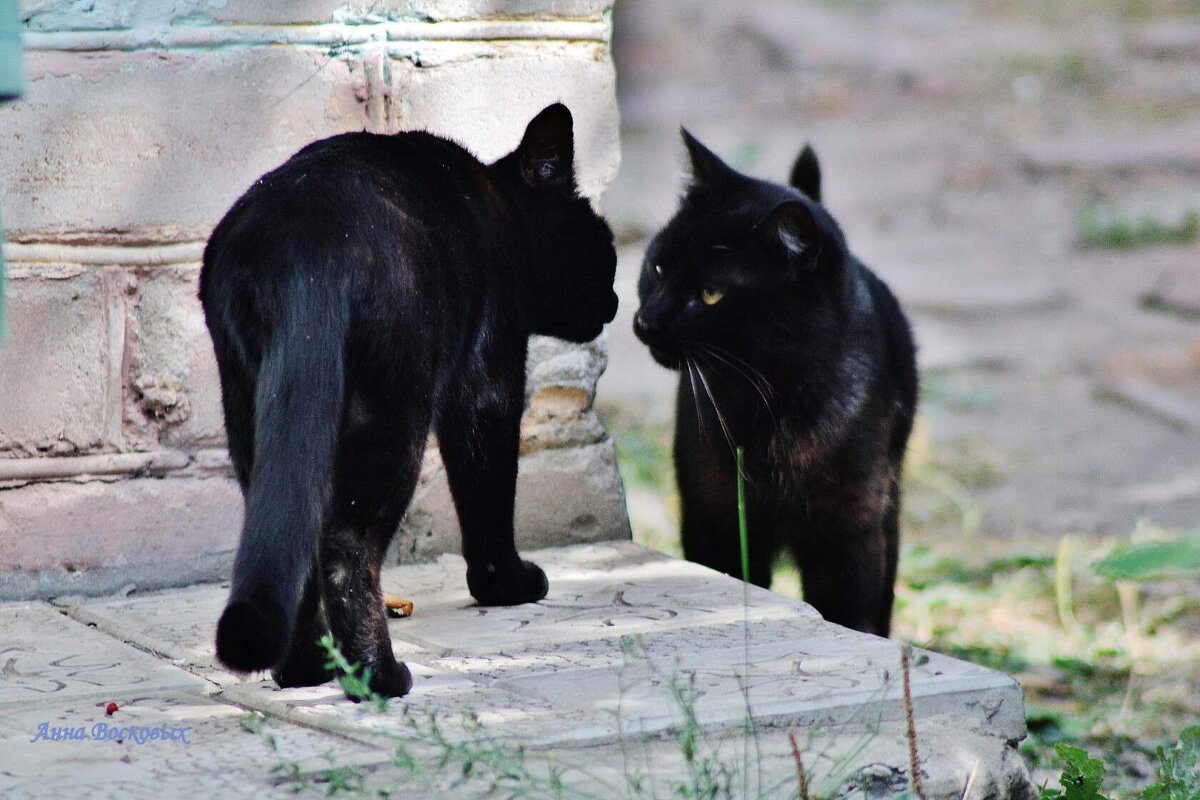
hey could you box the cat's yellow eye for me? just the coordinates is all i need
[701,287,724,306]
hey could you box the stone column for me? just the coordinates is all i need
[0,0,630,600]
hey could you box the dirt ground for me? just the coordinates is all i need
[596,0,1200,788]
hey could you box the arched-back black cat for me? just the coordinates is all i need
[200,103,618,697]
[633,132,917,636]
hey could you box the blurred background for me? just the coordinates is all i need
[595,0,1200,784]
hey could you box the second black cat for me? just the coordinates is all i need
[201,104,617,697]
[633,132,917,636]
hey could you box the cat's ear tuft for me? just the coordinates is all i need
[760,201,819,269]
[788,144,822,203]
[519,103,576,188]
[681,128,733,189]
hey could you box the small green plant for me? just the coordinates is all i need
[1092,536,1200,582]
[1143,727,1200,800]
[1039,727,1200,800]
[1040,743,1112,800]
[1079,204,1199,250]
[318,633,390,713]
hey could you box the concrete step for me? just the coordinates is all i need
[2,542,1033,799]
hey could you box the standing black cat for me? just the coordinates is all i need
[633,132,917,636]
[200,103,617,697]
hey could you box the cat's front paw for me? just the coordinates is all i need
[467,559,549,606]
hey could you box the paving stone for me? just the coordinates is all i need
[362,714,1033,800]
[5,543,1032,798]
[0,604,211,708]
[0,693,387,800]
[1014,122,1200,175]
[200,543,1019,753]
[885,256,1066,318]
[221,663,589,748]
[1144,257,1200,318]
[493,632,1023,743]
[382,542,804,655]
[1097,343,1200,429]
[911,315,1011,372]
[68,579,427,685]
[1128,20,1200,60]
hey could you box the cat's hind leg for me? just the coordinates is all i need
[791,500,892,636]
[317,411,428,699]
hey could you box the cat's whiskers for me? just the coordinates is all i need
[684,357,708,443]
[692,360,738,459]
[695,345,778,429]
[703,344,777,399]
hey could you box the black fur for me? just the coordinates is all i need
[634,131,917,636]
[200,104,617,696]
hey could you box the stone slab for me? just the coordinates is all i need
[1,47,370,237]
[493,627,1024,743]
[67,582,428,686]
[360,714,1033,800]
[0,693,388,800]
[130,266,226,448]
[220,663,585,749]
[382,542,803,655]
[0,266,112,454]
[0,603,211,709]
[0,474,242,579]
[1097,342,1200,430]
[1144,257,1200,318]
[89,543,1025,754]
[1128,20,1200,60]
[13,542,1031,798]
[1014,121,1200,175]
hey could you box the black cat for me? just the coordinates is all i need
[200,103,618,697]
[633,132,917,636]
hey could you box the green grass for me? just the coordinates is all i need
[1079,204,1199,251]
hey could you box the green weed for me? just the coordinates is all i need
[1079,204,1199,250]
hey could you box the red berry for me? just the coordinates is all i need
[105,702,118,716]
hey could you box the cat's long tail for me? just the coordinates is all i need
[215,284,348,672]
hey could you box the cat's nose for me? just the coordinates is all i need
[633,311,658,340]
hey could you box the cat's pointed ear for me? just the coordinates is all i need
[518,103,576,188]
[788,144,822,203]
[681,128,734,189]
[759,201,820,269]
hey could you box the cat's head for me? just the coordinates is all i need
[634,131,850,371]
[495,103,618,343]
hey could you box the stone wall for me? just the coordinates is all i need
[0,0,631,600]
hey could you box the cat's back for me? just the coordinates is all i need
[222,131,485,230]
[201,129,498,302]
